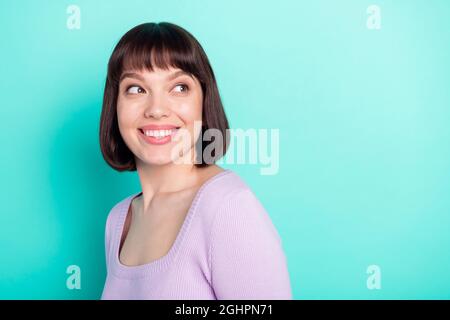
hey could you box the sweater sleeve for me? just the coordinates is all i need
[209,188,293,299]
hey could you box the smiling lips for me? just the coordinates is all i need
[138,124,181,145]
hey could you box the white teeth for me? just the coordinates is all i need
[143,129,173,137]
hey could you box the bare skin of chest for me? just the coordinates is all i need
[119,189,197,266]
[118,166,224,267]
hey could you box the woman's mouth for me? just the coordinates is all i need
[137,127,180,145]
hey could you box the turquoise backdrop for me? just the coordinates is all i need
[1,0,449,299]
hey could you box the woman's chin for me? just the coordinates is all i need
[142,156,177,166]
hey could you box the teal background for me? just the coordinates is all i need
[1,0,449,299]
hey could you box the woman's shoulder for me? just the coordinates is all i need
[201,169,274,225]
[208,171,267,215]
[206,170,283,245]
[199,168,256,203]
[105,192,138,230]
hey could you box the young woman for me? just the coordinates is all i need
[99,22,292,299]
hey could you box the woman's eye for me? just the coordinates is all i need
[173,84,189,93]
[126,85,145,94]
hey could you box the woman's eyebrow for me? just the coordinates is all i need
[166,70,194,82]
[120,72,145,82]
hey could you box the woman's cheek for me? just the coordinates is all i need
[117,102,139,146]
[174,99,202,122]
[118,100,139,123]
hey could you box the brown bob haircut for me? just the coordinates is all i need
[99,22,230,171]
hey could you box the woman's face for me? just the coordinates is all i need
[117,66,203,166]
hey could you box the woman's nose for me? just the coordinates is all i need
[143,95,171,119]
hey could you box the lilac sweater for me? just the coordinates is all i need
[101,169,292,299]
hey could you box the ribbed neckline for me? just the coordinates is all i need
[111,169,233,279]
